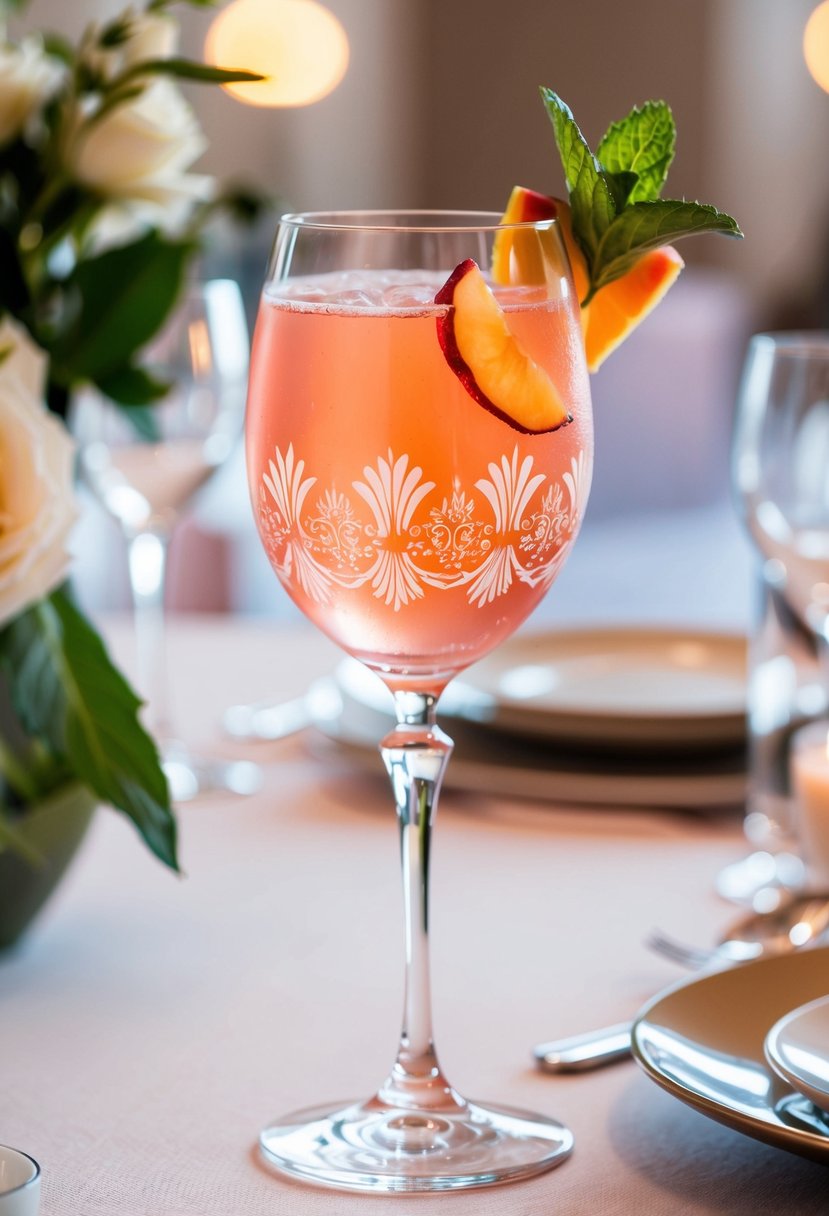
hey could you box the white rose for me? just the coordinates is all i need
[120,10,179,65]
[86,9,179,77]
[68,79,214,232]
[0,37,65,147]
[0,323,78,628]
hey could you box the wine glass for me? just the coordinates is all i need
[245,211,593,1192]
[73,277,259,802]
[730,332,829,901]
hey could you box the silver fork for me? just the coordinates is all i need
[536,896,829,1074]
[645,892,829,970]
[644,927,763,969]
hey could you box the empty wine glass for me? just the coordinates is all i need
[73,277,259,801]
[729,331,829,901]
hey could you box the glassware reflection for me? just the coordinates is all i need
[73,278,259,801]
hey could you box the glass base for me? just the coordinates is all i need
[259,1095,573,1193]
[715,850,805,907]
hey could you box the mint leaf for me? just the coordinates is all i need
[541,88,743,306]
[591,198,743,293]
[596,100,675,203]
[0,590,178,871]
[540,88,615,263]
[603,170,639,212]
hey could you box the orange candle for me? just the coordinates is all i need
[791,721,829,887]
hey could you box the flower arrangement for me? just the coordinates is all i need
[0,0,262,874]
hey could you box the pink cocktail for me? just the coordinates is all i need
[249,270,591,683]
[246,212,593,1192]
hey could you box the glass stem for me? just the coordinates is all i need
[377,690,464,1113]
[126,529,172,744]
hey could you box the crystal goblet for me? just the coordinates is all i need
[246,211,593,1191]
[73,278,257,801]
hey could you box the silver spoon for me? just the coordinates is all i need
[534,891,829,1073]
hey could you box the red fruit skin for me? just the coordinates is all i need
[508,189,559,224]
[434,258,570,436]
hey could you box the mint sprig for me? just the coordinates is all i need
[596,100,675,205]
[540,88,742,305]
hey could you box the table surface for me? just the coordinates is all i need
[2,615,828,1216]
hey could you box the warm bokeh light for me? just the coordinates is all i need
[205,0,349,108]
[804,1,829,92]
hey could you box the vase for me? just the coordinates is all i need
[0,782,96,949]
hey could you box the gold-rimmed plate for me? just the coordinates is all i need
[632,947,829,1164]
[313,663,746,811]
[450,627,747,749]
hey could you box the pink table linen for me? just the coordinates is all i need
[1,616,826,1215]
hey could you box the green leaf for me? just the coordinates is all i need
[42,33,75,66]
[0,591,178,871]
[98,17,134,49]
[149,0,221,8]
[590,198,744,293]
[603,169,639,212]
[85,85,147,128]
[0,139,43,216]
[95,363,171,406]
[540,87,615,264]
[39,183,86,242]
[48,231,194,383]
[93,365,167,439]
[540,88,744,309]
[119,404,161,442]
[121,58,265,85]
[0,226,30,312]
[596,100,676,203]
[211,182,273,225]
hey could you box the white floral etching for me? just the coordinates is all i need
[257,443,587,611]
[462,450,546,606]
[353,451,436,611]
[261,444,333,602]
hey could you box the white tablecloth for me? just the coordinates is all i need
[1,617,826,1215]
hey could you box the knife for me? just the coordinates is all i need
[533,1022,633,1072]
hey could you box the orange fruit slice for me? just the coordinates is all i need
[491,192,559,287]
[435,258,570,433]
[493,186,684,373]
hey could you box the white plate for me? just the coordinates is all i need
[766,995,829,1115]
[632,947,829,1164]
[450,627,747,748]
[311,668,746,811]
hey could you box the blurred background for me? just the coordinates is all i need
[12,0,829,624]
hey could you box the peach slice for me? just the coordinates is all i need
[493,185,684,373]
[435,258,570,434]
[491,187,559,286]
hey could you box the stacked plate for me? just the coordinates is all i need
[313,626,748,811]
[766,995,829,1122]
[633,947,829,1162]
